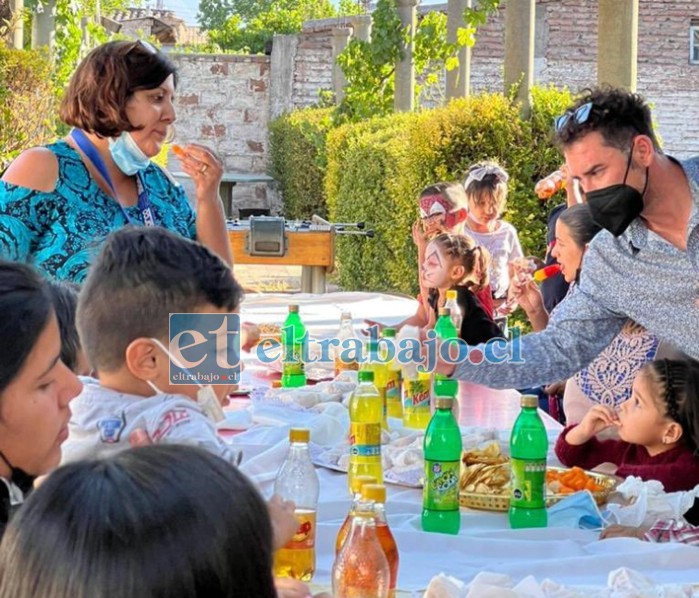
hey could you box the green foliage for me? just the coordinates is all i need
[0,43,57,170]
[271,87,573,295]
[335,0,501,123]
[207,0,336,54]
[268,107,334,219]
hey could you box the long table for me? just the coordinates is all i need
[232,292,699,595]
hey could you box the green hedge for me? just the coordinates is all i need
[0,44,57,171]
[269,86,573,294]
[268,107,334,219]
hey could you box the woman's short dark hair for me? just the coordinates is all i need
[0,261,52,395]
[59,40,178,138]
[0,445,277,598]
[557,203,603,249]
[47,281,81,373]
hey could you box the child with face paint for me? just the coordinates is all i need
[421,233,504,345]
[555,358,699,493]
[462,162,523,315]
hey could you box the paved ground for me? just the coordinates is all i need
[234,264,339,293]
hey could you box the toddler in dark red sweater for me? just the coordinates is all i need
[555,358,699,493]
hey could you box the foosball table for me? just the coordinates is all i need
[227,215,373,293]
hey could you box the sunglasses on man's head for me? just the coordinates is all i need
[126,39,158,55]
[554,101,594,132]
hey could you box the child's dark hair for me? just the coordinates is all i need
[419,182,468,212]
[462,161,509,213]
[645,358,699,454]
[0,445,276,598]
[77,227,243,373]
[47,281,81,373]
[431,233,490,292]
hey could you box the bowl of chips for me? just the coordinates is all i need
[255,323,282,346]
[458,443,618,511]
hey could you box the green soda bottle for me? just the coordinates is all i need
[348,370,384,493]
[422,396,462,534]
[281,305,307,388]
[433,307,458,398]
[509,394,548,528]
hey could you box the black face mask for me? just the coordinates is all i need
[586,145,648,237]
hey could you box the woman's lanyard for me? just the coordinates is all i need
[70,129,156,227]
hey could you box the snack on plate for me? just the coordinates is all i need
[255,323,282,345]
[459,443,617,511]
[460,443,510,495]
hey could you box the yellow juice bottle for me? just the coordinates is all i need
[348,370,384,493]
[382,328,403,419]
[402,369,432,430]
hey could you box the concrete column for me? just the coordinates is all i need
[9,0,24,49]
[394,0,418,112]
[351,14,372,42]
[597,0,638,91]
[331,26,352,103]
[269,34,299,119]
[446,0,471,100]
[504,0,535,118]
[31,0,56,49]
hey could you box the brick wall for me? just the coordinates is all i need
[292,21,335,109]
[169,53,274,214]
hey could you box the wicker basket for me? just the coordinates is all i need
[459,467,618,512]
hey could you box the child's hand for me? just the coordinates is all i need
[363,319,386,336]
[412,219,428,255]
[267,495,298,551]
[566,405,620,445]
[600,524,649,541]
[241,321,260,352]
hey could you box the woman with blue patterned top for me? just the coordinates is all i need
[0,40,232,282]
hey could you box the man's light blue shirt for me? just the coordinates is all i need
[452,157,699,388]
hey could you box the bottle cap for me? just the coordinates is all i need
[520,394,538,409]
[446,290,457,300]
[435,396,454,410]
[350,474,377,494]
[439,307,451,317]
[382,327,396,338]
[289,428,310,443]
[361,483,386,503]
[358,370,375,383]
[288,304,299,313]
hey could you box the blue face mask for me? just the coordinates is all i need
[548,490,607,530]
[109,132,150,175]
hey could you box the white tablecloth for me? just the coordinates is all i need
[232,292,699,594]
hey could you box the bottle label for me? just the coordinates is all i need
[424,459,460,510]
[349,422,381,460]
[283,342,305,376]
[284,510,316,550]
[403,379,430,412]
[386,373,401,402]
[510,458,546,508]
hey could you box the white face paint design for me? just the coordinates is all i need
[421,242,453,289]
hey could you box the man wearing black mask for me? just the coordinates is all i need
[433,86,698,387]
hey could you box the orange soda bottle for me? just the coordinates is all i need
[335,474,377,555]
[273,428,320,582]
[534,170,566,200]
[362,484,399,598]
[332,499,390,598]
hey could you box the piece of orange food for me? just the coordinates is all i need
[546,466,604,495]
[172,144,187,158]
